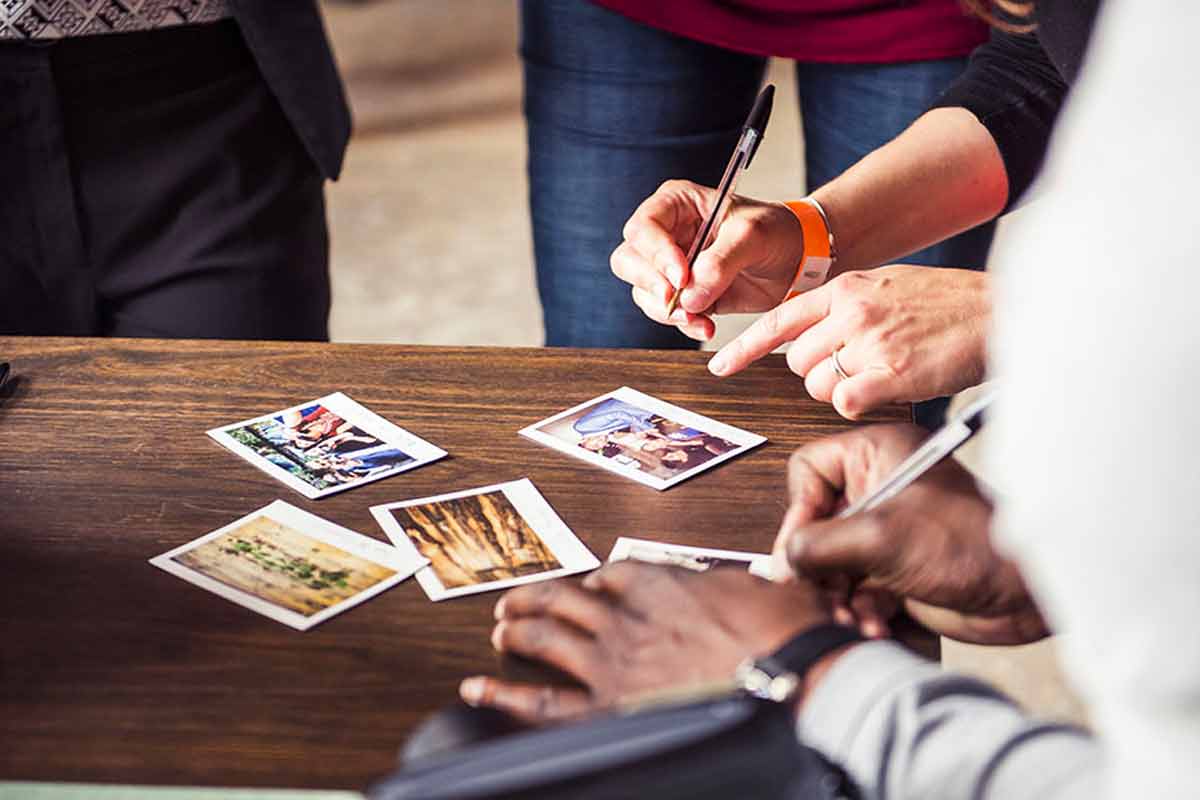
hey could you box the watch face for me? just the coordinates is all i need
[735,659,800,704]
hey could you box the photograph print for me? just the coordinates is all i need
[209,392,446,498]
[150,501,427,630]
[371,479,600,601]
[520,387,766,490]
[608,537,773,579]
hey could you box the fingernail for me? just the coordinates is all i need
[460,677,483,706]
[494,597,507,620]
[491,622,506,652]
[707,353,727,376]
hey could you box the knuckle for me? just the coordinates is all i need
[841,297,875,330]
[528,579,560,610]
[760,306,785,340]
[859,511,892,556]
[512,619,549,655]
[533,687,558,720]
[741,210,770,238]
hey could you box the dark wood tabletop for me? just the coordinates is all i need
[0,337,909,790]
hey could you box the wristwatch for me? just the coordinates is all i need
[734,624,864,703]
[784,197,837,298]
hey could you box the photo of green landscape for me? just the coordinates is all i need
[173,515,397,616]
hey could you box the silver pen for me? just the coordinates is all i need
[838,387,997,518]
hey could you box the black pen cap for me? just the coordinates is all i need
[742,84,775,167]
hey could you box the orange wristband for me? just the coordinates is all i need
[784,198,836,299]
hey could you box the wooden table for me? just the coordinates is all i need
[0,337,908,790]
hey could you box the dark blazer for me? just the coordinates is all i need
[228,0,352,180]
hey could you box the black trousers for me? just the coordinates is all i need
[0,21,330,339]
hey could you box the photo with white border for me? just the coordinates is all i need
[149,500,428,630]
[208,392,447,499]
[370,478,600,601]
[519,387,766,490]
[608,536,773,579]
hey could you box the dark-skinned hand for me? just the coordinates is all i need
[458,561,836,724]
[772,422,1050,645]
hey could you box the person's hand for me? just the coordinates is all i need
[458,562,834,724]
[708,265,991,419]
[773,423,1050,646]
[610,180,805,342]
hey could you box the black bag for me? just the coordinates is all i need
[368,693,859,800]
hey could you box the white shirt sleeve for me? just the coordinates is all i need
[800,3,1200,797]
[799,641,1099,800]
[987,1,1200,797]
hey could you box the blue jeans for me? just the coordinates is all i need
[521,0,995,352]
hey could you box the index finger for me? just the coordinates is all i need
[581,560,685,605]
[707,286,832,377]
[495,580,617,635]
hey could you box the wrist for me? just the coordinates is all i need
[737,623,864,710]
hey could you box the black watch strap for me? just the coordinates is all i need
[736,624,864,703]
[767,623,865,677]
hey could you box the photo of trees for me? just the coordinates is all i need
[389,490,561,589]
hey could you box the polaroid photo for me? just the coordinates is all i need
[608,537,773,579]
[149,500,428,630]
[519,387,766,490]
[370,478,600,601]
[208,392,447,499]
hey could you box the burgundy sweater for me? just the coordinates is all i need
[588,0,988,64]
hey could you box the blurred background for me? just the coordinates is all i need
[323,0,801,349]
[320,0,1082,726]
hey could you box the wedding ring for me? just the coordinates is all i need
[831,348,851,381]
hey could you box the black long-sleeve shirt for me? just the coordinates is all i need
[933,0,1101,208]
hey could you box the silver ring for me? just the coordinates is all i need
[831,348,851,381]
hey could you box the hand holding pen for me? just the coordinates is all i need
[664,84,775,316]
[610,85,806,343]
[766,390,1045,645]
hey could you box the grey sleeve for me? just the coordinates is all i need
[798,641,1101,800]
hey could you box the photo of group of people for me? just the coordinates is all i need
[209,393,446,498]
[521,387,766,490]
[372,479,600,601]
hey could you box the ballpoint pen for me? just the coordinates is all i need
[664,84,775,316]
[0,362,9,392]
[838,387,997,519]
